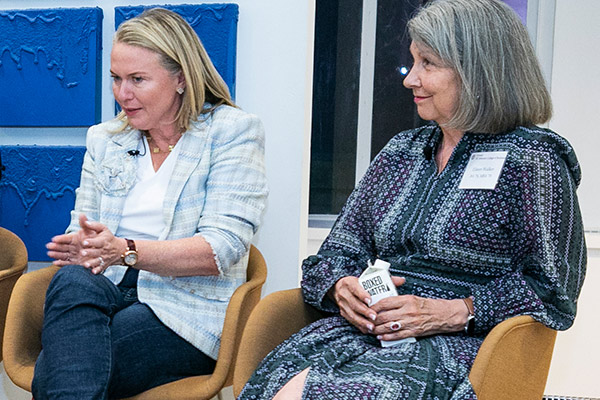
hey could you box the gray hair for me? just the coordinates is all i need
[407,0,552,133]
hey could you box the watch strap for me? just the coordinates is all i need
[462,297,475,335]
[126,238,136,252]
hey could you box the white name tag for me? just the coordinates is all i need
[458,151,508,190]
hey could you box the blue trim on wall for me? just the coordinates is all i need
[0,146,85,260]
[114,4,238,98]
[0,8,103,127]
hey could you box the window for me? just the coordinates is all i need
[309,0,427,225]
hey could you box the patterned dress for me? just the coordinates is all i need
[238,124,586,400]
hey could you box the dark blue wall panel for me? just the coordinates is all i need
[115,4,238,98]
[0,146,85,260]
[0,8,103,127]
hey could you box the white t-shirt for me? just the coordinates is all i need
[115,136,181,240]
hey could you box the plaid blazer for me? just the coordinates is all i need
[66,105,268,358]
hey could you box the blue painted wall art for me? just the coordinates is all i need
[115,4,238,98]
[0,7,103,126]
[0,146,86,260]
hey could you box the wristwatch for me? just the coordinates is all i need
[121,238,138,267]
[463,297,475,335]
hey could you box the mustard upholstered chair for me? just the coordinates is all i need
[3,245,267,400]
[0,227,28,362]
[233,288,557,400]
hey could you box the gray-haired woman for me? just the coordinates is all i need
[238,0,585,399]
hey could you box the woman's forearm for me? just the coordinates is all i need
[118,236,220,277]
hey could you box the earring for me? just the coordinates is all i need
[176,87,184,95]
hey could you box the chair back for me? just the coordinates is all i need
[469,315,557,400]
[3,246,267,400]
[127,244,267,400]
[3,265,58,389]
[216,244,268,387]
[233,288,324,396]
[232,289,558,399]
[0,227,28,361]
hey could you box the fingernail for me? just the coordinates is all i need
[376,335,382,340]
[367,324,374,332]
[370,314,376,321]
[83,240,89,246]
[81,250,87,256]
[364,298,371,306]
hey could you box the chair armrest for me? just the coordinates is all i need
[3,266,59,391]
[0,267,26,362]
[232,288,326,396]
[0,227,28,362]
[469,315,557,400]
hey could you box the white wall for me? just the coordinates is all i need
[545,249,600,397]
[543,0,600,397]
[233,0,315,295]
[549,0,600,231]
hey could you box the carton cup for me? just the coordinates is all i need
[358,259,416,346]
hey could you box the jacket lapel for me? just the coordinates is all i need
[111,129,142,156]
[162,119,210,234]
[98,129,142,233]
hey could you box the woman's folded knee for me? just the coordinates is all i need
[45,265,120,309]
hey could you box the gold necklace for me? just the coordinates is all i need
[152,145,174,154]
[146,135,176,153]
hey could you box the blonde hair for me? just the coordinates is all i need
[113,7,235,132]
[408,0,552,133]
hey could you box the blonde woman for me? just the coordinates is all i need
[35,8,267,399]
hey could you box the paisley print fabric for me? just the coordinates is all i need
[239,125,586,400]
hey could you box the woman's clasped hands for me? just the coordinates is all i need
[46,214,125,275]
[331,275,467,340]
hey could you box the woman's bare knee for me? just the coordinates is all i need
[272,367,310,400]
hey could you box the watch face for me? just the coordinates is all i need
[124,252,138,266]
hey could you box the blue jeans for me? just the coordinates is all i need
[32,265,216,400]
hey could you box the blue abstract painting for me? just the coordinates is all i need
[115,4,238,98]
[0,8,103,126]
[0,146,86,260]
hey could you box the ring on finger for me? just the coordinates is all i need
[98,256,105,267]
[390,321,402,331]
